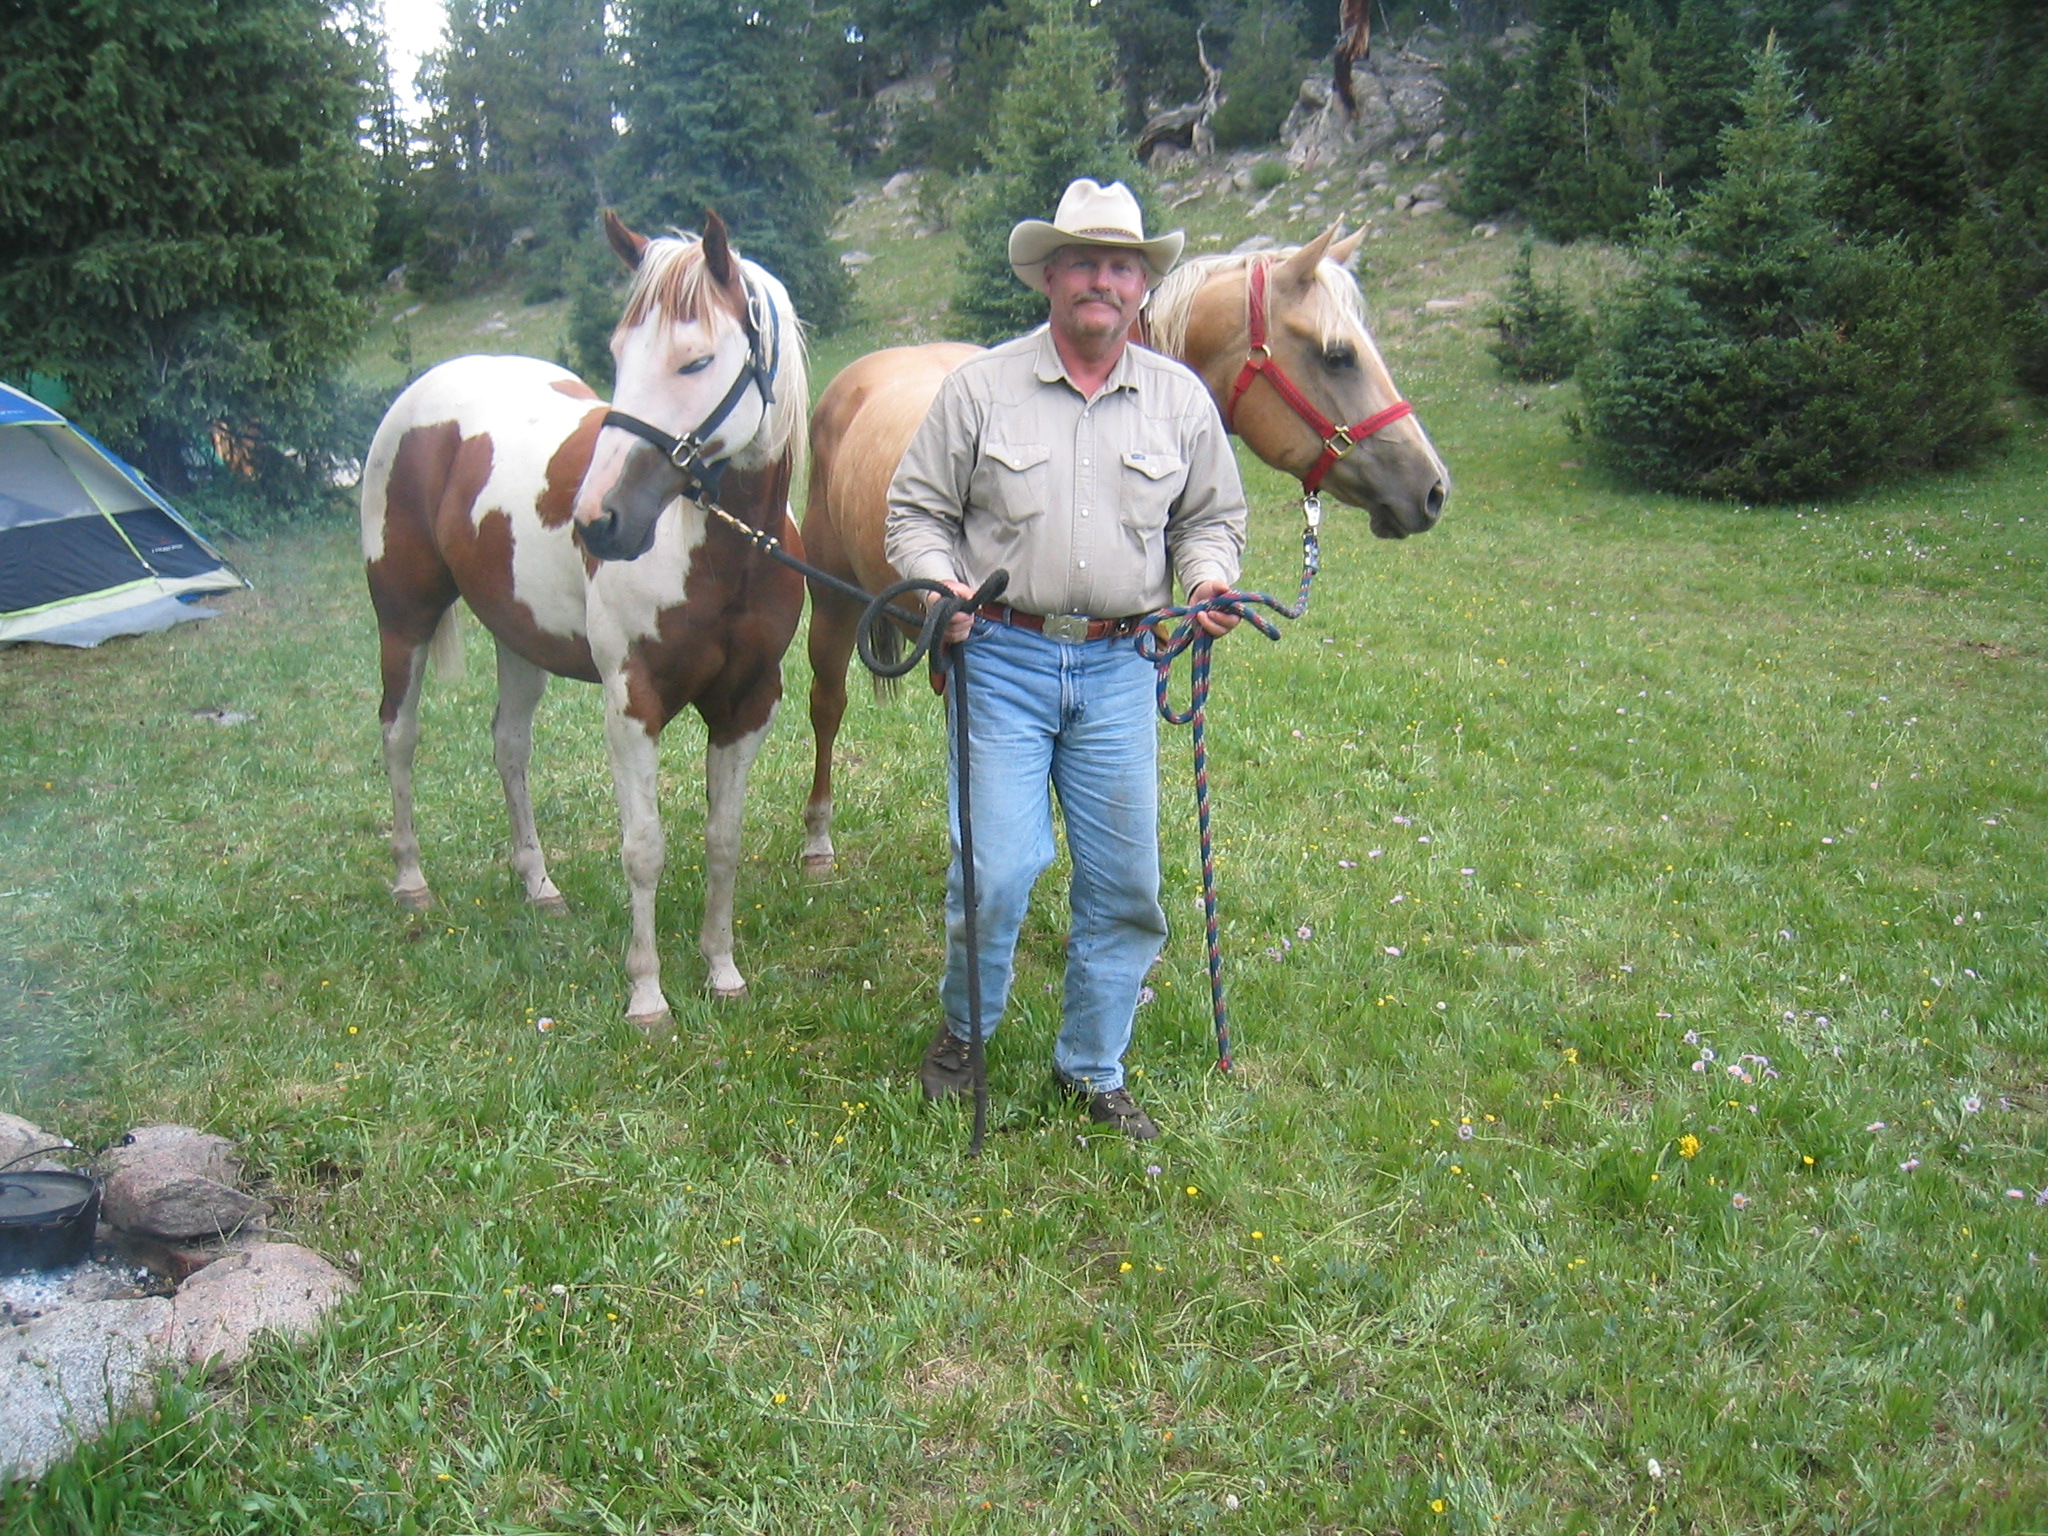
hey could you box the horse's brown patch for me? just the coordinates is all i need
[537,407,605,527]
[619,454,802,741]
[454,507,601,683]
[367,421,467,722]
[549,378,599,401]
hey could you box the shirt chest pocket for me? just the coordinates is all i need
[971,441,1051,534]
[1117,448,1185,545]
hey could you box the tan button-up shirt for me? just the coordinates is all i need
[884,327,1247,619]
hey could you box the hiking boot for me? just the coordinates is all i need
[918,1024,975,1102]
[1056,1075,1160,1140]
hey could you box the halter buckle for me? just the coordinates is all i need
[667,434,708,472]
[1322,425,1356,459]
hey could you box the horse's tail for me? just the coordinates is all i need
[426,604,465,683]
[866,620,905,702]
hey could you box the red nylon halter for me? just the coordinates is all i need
[1223,257,1415,496]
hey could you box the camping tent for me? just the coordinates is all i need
[0,382,246,646]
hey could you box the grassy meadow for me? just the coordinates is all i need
[4,169,2048,1533]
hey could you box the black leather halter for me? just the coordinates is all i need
[600,272,781,503]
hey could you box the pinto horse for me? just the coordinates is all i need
[796,223,1448,874]
[360,211,808,1026]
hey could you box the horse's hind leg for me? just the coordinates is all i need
[492,640,566,912]
[801,588,862,878]
[703,710,777,1000]
[378,624,438,909]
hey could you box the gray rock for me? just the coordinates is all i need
[0,1114,70,1174]
[101,1126,240,1187]
[101,1170,266,1242]
[99,1126,266,1242]
[168,1245,355,1374]
[880,170,917,200]
[838,249,875,269]
[0,1298,172,1482]
[1232,235,1279,255]
[1410,199,1447,218]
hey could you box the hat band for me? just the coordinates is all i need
[1069,225,1144,242]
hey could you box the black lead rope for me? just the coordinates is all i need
[857,571,1011,1157]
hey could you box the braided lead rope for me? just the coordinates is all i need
[1135,499,1323,1073]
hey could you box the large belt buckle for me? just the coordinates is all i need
[1041,613,1092,643]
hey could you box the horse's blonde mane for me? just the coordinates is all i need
[1147,250,1371,360]
[616,231,811,468]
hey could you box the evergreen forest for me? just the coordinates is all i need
[0,0,2042,516]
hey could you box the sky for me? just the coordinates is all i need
[378,0,448,116]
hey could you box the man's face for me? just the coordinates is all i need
[1043,245,1149,347]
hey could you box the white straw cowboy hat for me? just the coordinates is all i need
[1008,178,1185,294]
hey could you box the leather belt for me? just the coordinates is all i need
[978,604,1140,643]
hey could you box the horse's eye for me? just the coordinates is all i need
[678,355,714,375]
[1321,345,1357,371]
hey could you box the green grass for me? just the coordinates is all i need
[4,179,2048,1533]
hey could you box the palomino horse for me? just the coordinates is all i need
[797,223,1448,873]
[360,211,809,1025]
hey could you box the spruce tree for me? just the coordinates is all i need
[612,0,852,331]
[0,0,374,517]
[412,0,615,293]
[1578,42,2006,501]
[951,0,1146,344]
[1211,0,1310,152]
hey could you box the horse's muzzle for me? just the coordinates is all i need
[578,499,659,562]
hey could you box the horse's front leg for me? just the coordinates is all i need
[602,692,670,1030]
[702,708,778,1000]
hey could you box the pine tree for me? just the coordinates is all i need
[612,0,852,331]
[1578,42,2006,501]
[951,0,1146,344]
[1490,238,1589,381]
[411,0,614,294]
[0,0,374,517]
[1211,0,1310,151]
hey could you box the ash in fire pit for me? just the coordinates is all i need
[0,1113,355,1486]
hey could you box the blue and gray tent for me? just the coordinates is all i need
[0,382,246,646]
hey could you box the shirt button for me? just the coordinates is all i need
[1078,560,1088,569]
[1080,508,1090,517]
[1080,458,1090,467]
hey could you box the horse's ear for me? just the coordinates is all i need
[603,209,648,270]
[1277,222,1340,288]
[1328,227,1366,268]
[702,211,735,287]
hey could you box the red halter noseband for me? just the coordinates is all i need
[1222,257,1414,497]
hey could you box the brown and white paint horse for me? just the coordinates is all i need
[360,211,809,1026]
[796,223,1448,873]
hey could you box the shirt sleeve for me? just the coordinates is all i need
[1165,400,1248,596]
[884,374,978,585]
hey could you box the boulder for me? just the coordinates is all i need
[167,1245,356,1374]
[0,1114,70,1174]
[99,1125,267,1242]
[0,1298,172,1483]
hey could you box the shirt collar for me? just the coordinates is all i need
[1030,326,1143,397]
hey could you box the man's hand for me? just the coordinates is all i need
[1188,580,1241,637]
[926,579,977,643]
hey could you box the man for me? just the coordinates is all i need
[885,178,1249,1140]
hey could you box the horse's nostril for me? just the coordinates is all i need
[1425,483,1445,519]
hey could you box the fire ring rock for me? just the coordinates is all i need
[167,1244,357,1374]
[0,1297,174,1483]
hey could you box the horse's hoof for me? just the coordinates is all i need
[709,984,749,1003]
[627,1008,674,1041]
[800,853,837,880]
[530,893,569,915]
[393,886,433,911]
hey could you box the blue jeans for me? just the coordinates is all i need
[941,619,1167,1093]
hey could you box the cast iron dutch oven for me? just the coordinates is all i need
[0,1163,101,1274]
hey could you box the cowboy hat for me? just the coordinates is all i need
[1008,178,1185,294]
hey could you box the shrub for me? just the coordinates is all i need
[1490,239,1590,381]
[1577,44,2007,502]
